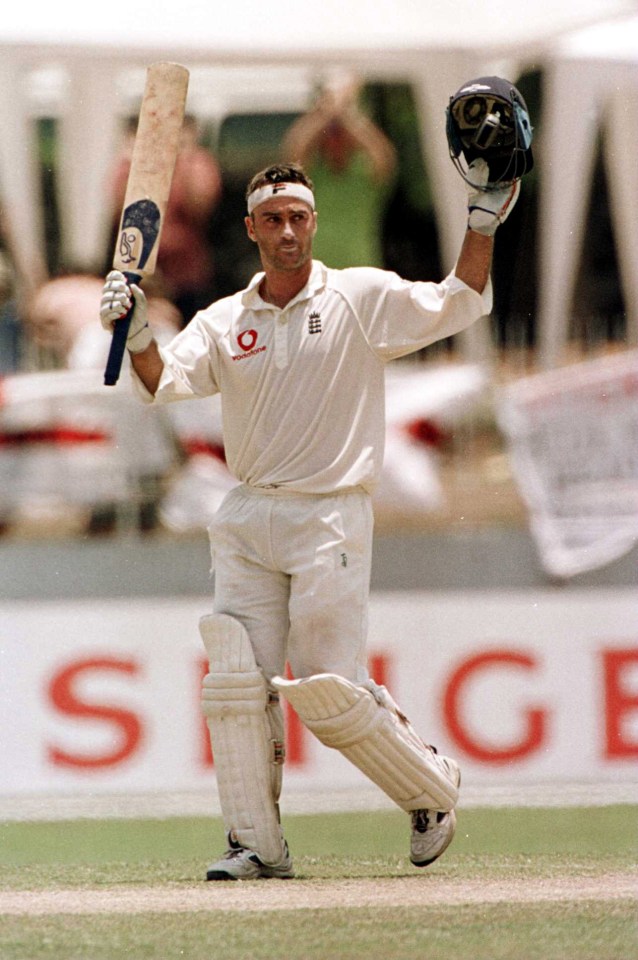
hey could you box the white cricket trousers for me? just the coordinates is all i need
[208,484,374,683]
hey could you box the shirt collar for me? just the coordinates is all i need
[241,260,327,311]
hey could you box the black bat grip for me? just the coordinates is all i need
[103,271,142,386]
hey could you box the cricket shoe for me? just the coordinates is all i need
[410,751,461,868]
[206,836,295,881]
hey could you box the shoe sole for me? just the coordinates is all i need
[206,869,243,881]
[205,871,294,881]
[205,865,295,881]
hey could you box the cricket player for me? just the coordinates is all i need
[100,158,519,880]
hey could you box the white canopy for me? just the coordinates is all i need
[537,13,638,365]
[0,0,635,363]
[2,0,630,55]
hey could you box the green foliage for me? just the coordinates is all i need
[217,112,300,179]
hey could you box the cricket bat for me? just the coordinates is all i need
[104,61,189,386]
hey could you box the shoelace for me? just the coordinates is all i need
[411,810,430,834]
[224,846,247,861]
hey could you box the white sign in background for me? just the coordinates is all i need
[1,591,636,800]
[497,350,638,578]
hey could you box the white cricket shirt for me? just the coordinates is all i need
[134,260,491,494]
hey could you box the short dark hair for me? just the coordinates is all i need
[245,163,314,201]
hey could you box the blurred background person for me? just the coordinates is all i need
[24,272,182,370]
[282,71,397,268]
[13,273,184,535]
[0,248,21,375]
[107,115,223,325]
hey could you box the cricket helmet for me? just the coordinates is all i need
[446,76,534,189]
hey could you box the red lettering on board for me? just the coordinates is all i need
[47,657,143,769]
[443,650,546,763]
[602,648,638,758]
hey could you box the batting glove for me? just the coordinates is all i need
[466,158,520,237]
[100,270,153,354]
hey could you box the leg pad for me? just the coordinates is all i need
[273,673,459,812]
[200,614,285,865]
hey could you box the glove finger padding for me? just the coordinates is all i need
[99,270,152,354]
[466,158,520,237]
[100,271,131,330]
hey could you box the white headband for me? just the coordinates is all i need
[247,182,315,214]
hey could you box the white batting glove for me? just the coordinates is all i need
[100,270,153,354]
[466,159,520,237]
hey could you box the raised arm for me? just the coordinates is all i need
[128,339,164,396]
[454,230,494,294]
[454,158,520,293]
[282,75,396,184]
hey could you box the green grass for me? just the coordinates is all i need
[1,902,635,960]
[1,805,636,960]
[2,805,636,876]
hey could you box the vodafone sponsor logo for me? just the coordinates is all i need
[238,329,258,351]
[234,328,266,362]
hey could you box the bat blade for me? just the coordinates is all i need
[104,61,189,386]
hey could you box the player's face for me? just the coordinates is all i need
[245,198,317,272]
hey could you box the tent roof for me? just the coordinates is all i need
[557,12,638,62]
[1,0,635,65]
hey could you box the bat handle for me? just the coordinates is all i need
[103,271,142,386]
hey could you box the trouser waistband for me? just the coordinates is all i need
[239,483,365,499]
